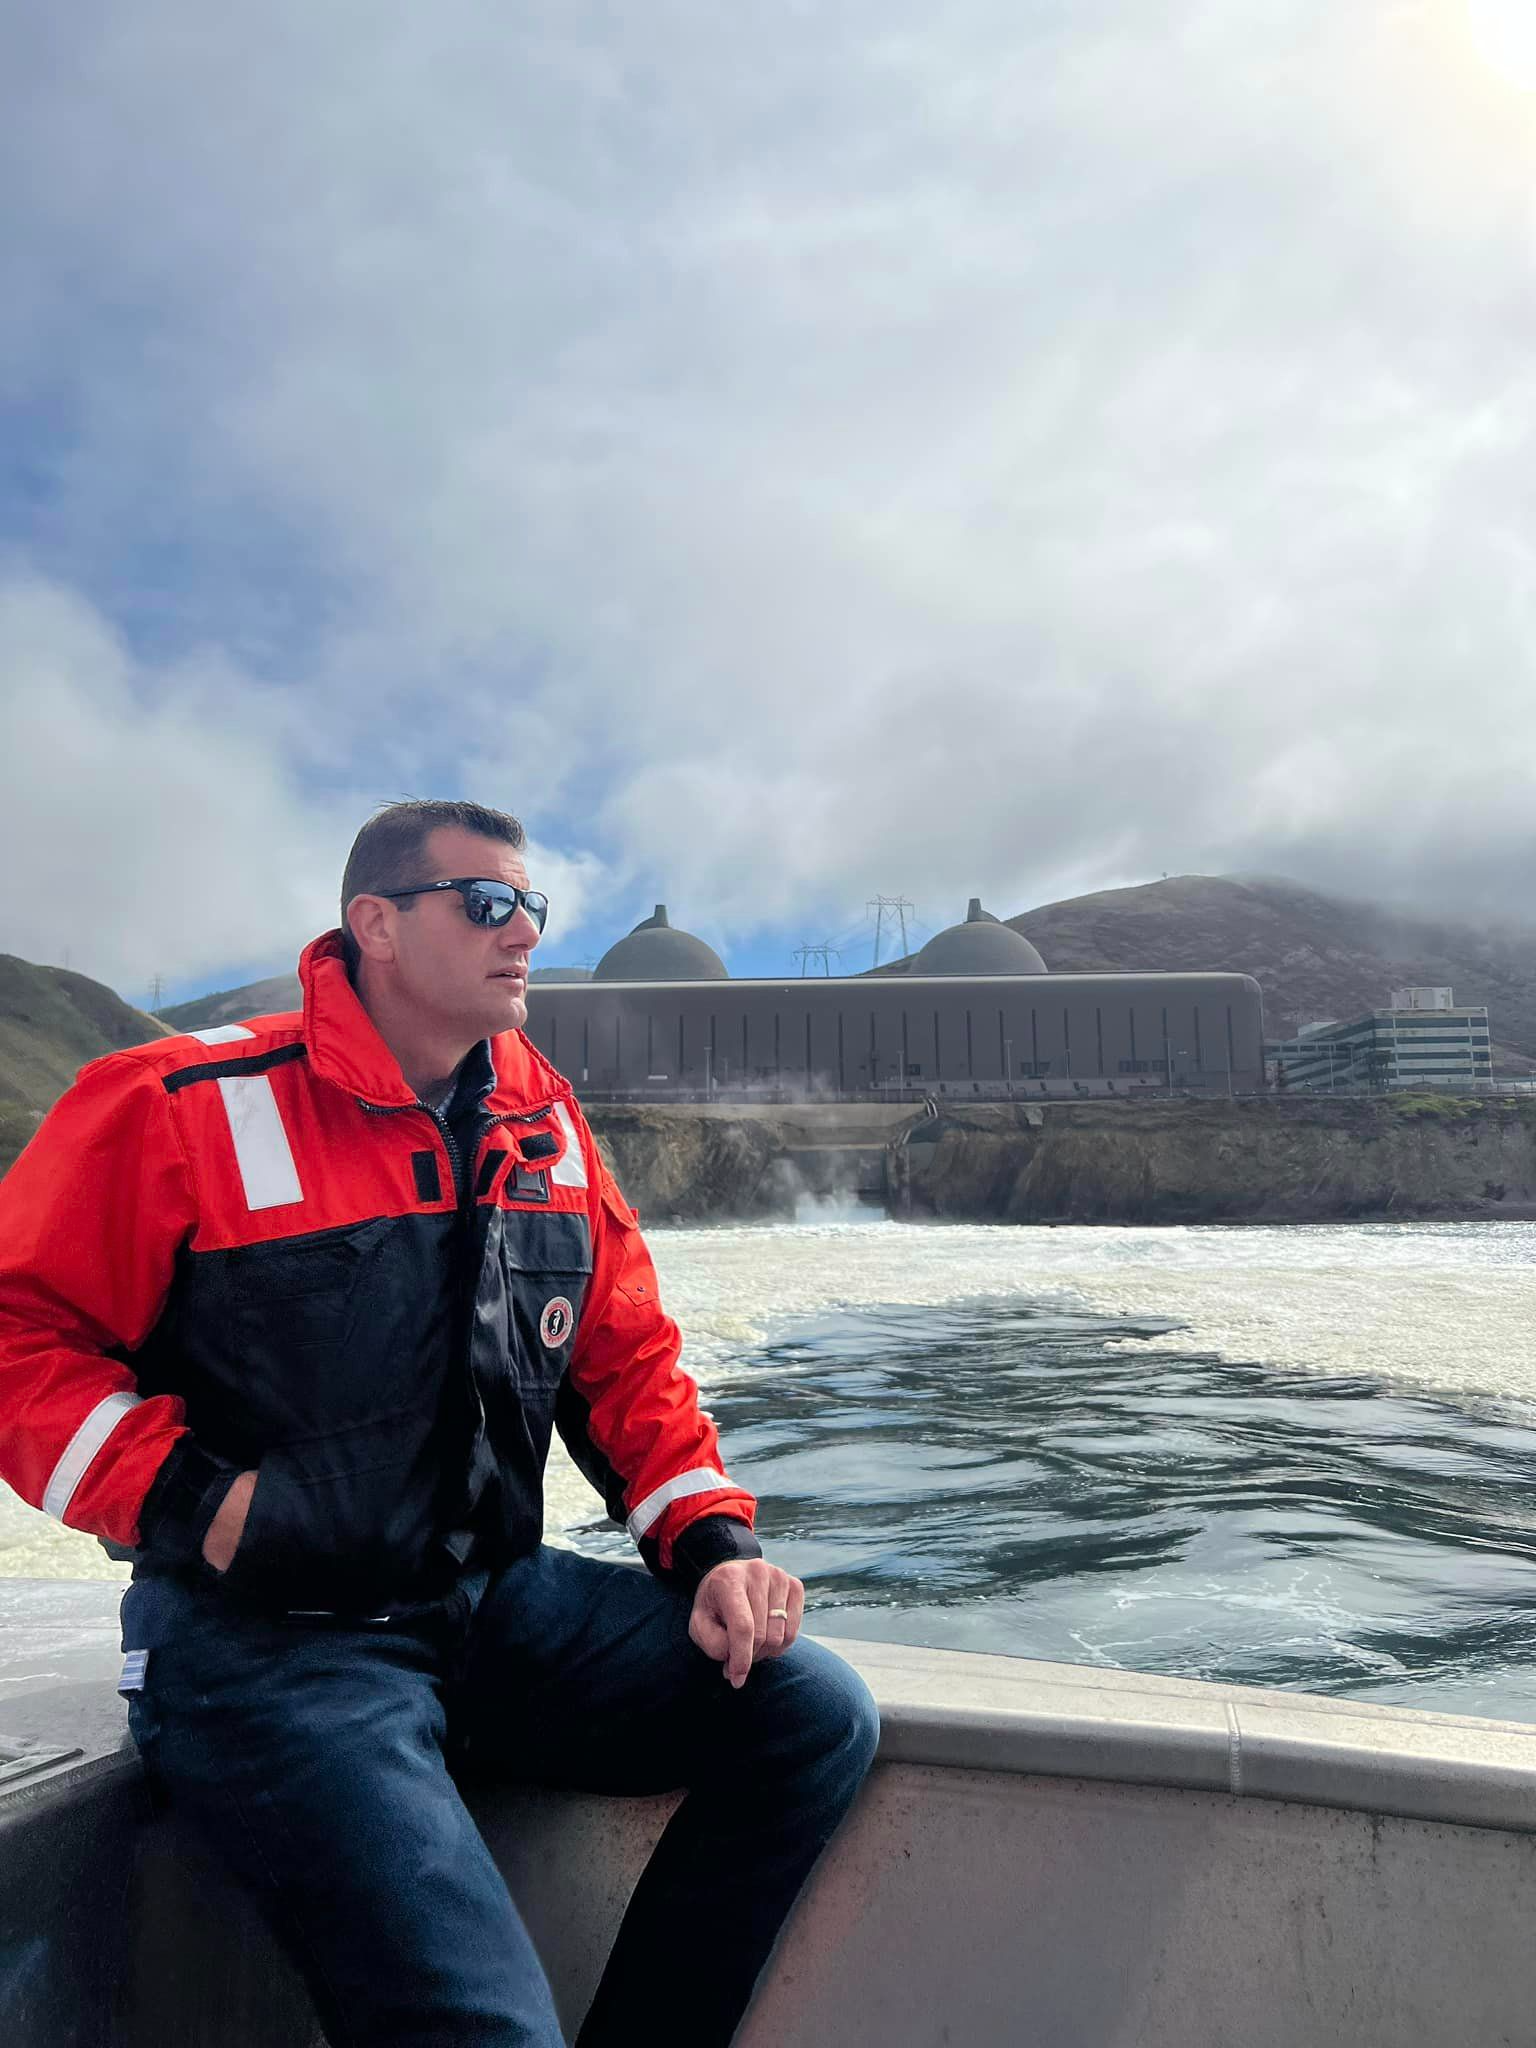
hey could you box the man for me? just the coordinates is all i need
[0,798,879,2047]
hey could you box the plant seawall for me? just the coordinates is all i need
[585,1098,1536,1226]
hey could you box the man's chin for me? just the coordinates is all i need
[485,990,529,1035]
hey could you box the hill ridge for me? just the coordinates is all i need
[1007,875,1536,1063]
[0,954,173,1173]
[46,873,1536,1094]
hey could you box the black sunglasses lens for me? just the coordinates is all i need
[464,885,513,927]
[465,884,548,931]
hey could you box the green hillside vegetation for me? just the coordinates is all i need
[0,955,171,1175]
[0,1100,41,1173]
[1386,1093,1536,1124]
[159,971,301,1033]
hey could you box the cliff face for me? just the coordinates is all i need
[898,1098,1536,1225]
[587,1104,911,1222]
[587,1099,1536,1227]
[588,1106,787,1221]
[8,1087,1522,1224]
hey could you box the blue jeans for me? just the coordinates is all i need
[121,1547,879,2047]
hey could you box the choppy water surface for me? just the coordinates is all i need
[8,1214,1536,1721]
[572,1215,1536,1721]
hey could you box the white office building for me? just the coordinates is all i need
[1266,989,1492,1092]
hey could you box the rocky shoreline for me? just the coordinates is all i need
[586,1096,1536,1227]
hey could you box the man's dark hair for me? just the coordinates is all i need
[339,798,526,975]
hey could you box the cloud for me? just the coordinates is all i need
[0,575,352,989]
[4,0,1536,977]
[0,573,613,992]
[516,836,606,962]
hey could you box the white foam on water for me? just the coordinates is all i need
[0,1499,131,1583]
[9,1217,1536,1578]
[1069,1563,1415,1678]
[791,1190,879,1228]
[651,1217,1536,1409]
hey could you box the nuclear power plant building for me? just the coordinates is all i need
[521,900,1267,1099]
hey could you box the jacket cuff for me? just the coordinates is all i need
[658,1513,764,1591]
[136,1438,243,1568]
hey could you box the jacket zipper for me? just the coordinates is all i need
[357,1090,577,1194]
[357,1097,463,1196]
[354,1092,577,1474]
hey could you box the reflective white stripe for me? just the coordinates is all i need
[42,1391,143,1521]
[191,1024,256,1045]
[217,1075,304,1211]
[626,1466,732,1541]
[549,1101,589,1188]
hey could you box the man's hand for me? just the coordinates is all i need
[688,1557,805,1689]
[201,1470,258,1573]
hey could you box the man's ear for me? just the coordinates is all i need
[347,894,397,966]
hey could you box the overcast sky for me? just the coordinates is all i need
[3,0,1535,1001]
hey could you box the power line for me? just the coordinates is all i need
[793,942,841,977]
[826,914,876,954]
[866,895,916,968]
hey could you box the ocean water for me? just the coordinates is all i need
[7,1211,1536,1720]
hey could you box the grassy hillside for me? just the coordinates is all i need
[0,955,172,1174]
[159,971,302,1033]
[0,956,171,1110]
[0,1099,42,1176]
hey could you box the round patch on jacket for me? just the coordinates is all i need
[539,1296,575,1349]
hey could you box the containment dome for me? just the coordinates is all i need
[910,898,1048,976]
[592,905,730,982]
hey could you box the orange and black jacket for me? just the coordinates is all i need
[0,932,760,1612]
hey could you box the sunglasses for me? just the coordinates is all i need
[375,878,549,932]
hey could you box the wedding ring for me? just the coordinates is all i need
[768,1606,790,1619]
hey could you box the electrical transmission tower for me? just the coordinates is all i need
[148,974,166,1014]
[794,942,841,977]
[866,896,915,968]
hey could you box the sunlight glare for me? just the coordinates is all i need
[1467,0,1536,92]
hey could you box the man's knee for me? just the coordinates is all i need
[766,1641,881,1790]
[822,1653,881,1782]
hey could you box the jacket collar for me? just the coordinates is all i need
[297,931,572,1115]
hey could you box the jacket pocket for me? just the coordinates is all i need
[217,1410,440,1611]
[188,1215,448,1439]
[217,1215,396,1306]
[492,1209,593,1396]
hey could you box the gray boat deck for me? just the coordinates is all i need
[4,1578,1536,2045]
